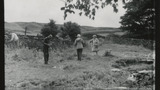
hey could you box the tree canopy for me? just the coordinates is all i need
[62,21,81,41]
[61,0,155,39]
[61,0,127,20]
[120,0,155,39]
[41,19,59,37]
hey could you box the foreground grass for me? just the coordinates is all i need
[5,39,155,90]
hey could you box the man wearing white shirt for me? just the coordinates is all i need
[8,32,19,48]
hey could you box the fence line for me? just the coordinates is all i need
[5,35,73,51]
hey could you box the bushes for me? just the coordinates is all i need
[41,20,81,42]
[105,34,155,50]
[82,33,105,40]
[63,21,81,42]
[41,20,59,37]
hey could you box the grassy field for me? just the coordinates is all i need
[5,21,155,90]
[5,35,155,90]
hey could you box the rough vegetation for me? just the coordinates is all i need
[5,33,155,90]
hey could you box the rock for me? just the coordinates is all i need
[153,61,155,68]
[16,81,31,88]
[112,87,128,89]
[138,70,154,74]
[127,70,155,82]
[111,68,121,72]
[140,60,153,64]
[52,66,57,68]
[102,49,112,56]
[127,73,137,81]
[147,52,155,60]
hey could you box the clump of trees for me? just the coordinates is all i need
[41,20,81,41]
[120,0,155,39]
[61,0,155,40]
[62,21,81,41]
[41,19,59,37]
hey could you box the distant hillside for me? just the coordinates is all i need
[15,22,45,32]
[5,22,45,35]
[81,26,120,34]
[5,22,121,36]
[5,22,24,31]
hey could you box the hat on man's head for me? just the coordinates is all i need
[93,35,97,38]
[46,34,52,39]
[77,34,81,37]
[48,34,53,38]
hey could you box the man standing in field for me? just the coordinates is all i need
[74,34,84,61]
[43,34,53,64]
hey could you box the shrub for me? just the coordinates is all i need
[63,21,81,42]
[105,34,155,50]
[41,19,59,37]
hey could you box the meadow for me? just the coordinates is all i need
[5,32,155,90]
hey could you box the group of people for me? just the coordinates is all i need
[5,32,100,64]
[74,34,100,61]
[31,33,100,64]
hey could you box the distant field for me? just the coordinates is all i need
[5,22,45,36]
[5,22,124,36]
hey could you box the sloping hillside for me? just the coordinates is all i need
[81,26,119,31]
[5,22,122,36]
[5,22,45,35]
[15,22,45,32]
[5,22,24,31]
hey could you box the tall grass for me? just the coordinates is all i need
[5,35,75,65]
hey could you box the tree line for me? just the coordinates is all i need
[60,0,155,40]
[41,20,81,42]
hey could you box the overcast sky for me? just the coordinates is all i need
[4,0,126,27]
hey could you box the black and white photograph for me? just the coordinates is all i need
[4,0,155,89]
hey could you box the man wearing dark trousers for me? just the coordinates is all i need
[43,34,53,64]
[77,48,83,61]
[74,34,84,61]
